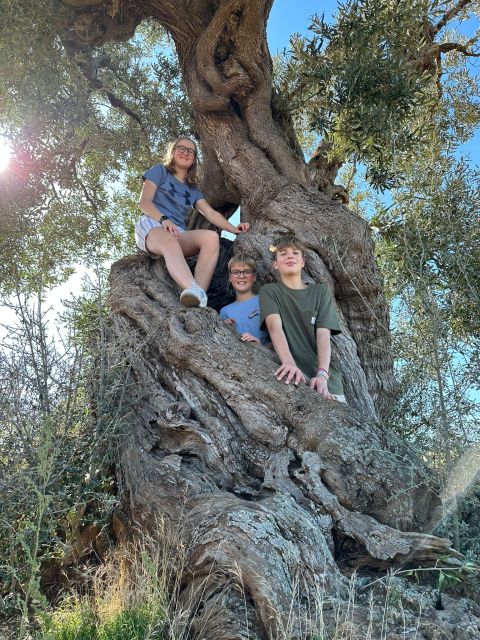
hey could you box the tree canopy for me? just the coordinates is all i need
[281,0,480,188]
[1,1,480,637]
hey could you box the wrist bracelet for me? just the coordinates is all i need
[317,367,329,378]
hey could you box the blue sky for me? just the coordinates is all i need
[265,0,480,165]
[267,0,337,52]
[264,2,479,411]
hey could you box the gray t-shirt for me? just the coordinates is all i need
[259,282,344,395]
[143,164,204,230]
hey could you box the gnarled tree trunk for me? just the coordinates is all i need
[107,253,462,639]
[60,0,474,637]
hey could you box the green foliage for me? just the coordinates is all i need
[374,168,478,469]
[398,556,480,600]
[436,485,480,564]
[456,489,480,562]
[0,6,186,612]
[33,534,180,640]
[37,602,165,640]
[38,602,97,640]
[373,155,479,338]
[0,7,191,294]
[35,598,165,640]
[279,0,480,188]
[370,134,479,557]
[108,604,165,640]
[271,53,318,156]
[0,280,125,626]
[285,0,434,185]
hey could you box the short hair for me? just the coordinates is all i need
[163,136,200,186]
[228,252,257,273]
[270,235,306,259]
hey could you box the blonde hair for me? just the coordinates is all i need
[269,235,306,259]
[228,252,257,273]
[163,136,200,186]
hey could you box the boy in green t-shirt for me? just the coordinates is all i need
[259,235,345,402]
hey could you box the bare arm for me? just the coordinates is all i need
[265,314,306,385]
[138,179,165,221]
[315,327,332,373]
[309,327,334,399]
[196,199,250,234]
[139,179,181,236]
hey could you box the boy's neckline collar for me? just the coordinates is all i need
[278,280,308,291]
[234,292,257,303]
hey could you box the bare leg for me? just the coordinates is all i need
[145,228,196,290]
[178,230,220,291]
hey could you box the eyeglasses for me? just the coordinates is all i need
[175,144,196,157]
[230,269,254,277]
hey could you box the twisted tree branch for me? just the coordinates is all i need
[434,0,473,35]
[196,0,255,98]
[438,41,480,57]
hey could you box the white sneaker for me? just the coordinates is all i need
[180,286,208,308]
[198,288,208,308]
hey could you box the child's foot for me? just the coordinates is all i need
[180,286,208,308]
[198,289,208,308]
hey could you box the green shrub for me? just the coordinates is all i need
[37,600,165,640]
[99,604,164,640]
[37,602,97,640]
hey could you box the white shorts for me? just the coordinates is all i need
[134,215,186,257]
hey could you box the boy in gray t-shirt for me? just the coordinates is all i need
[259,235,345,401]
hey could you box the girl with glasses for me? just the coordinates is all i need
[135,136,250,308]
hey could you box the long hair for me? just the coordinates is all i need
[163,136,200,186]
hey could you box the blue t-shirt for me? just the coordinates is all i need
[143,164,204,230]
[219,296,269,345]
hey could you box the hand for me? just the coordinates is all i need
[240,332,260,343]
[236,222,250,233]
[275,362,306,386]
[225,318,236,328]
[309,375,334,399]
[162,218,180,237]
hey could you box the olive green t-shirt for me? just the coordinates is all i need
[259,282,344,395]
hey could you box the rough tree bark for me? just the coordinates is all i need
[106,253,479,639]
[59,1,480,637]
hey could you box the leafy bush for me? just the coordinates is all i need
[37,602,165,640]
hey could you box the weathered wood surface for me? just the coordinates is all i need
[107,252,462,639]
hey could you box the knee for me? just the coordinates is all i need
[203,230,220,251]
[161,232,179,248]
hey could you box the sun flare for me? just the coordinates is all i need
[0,138,12,172]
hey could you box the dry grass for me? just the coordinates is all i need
[33,519,189,640]
[23,521,473,640]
